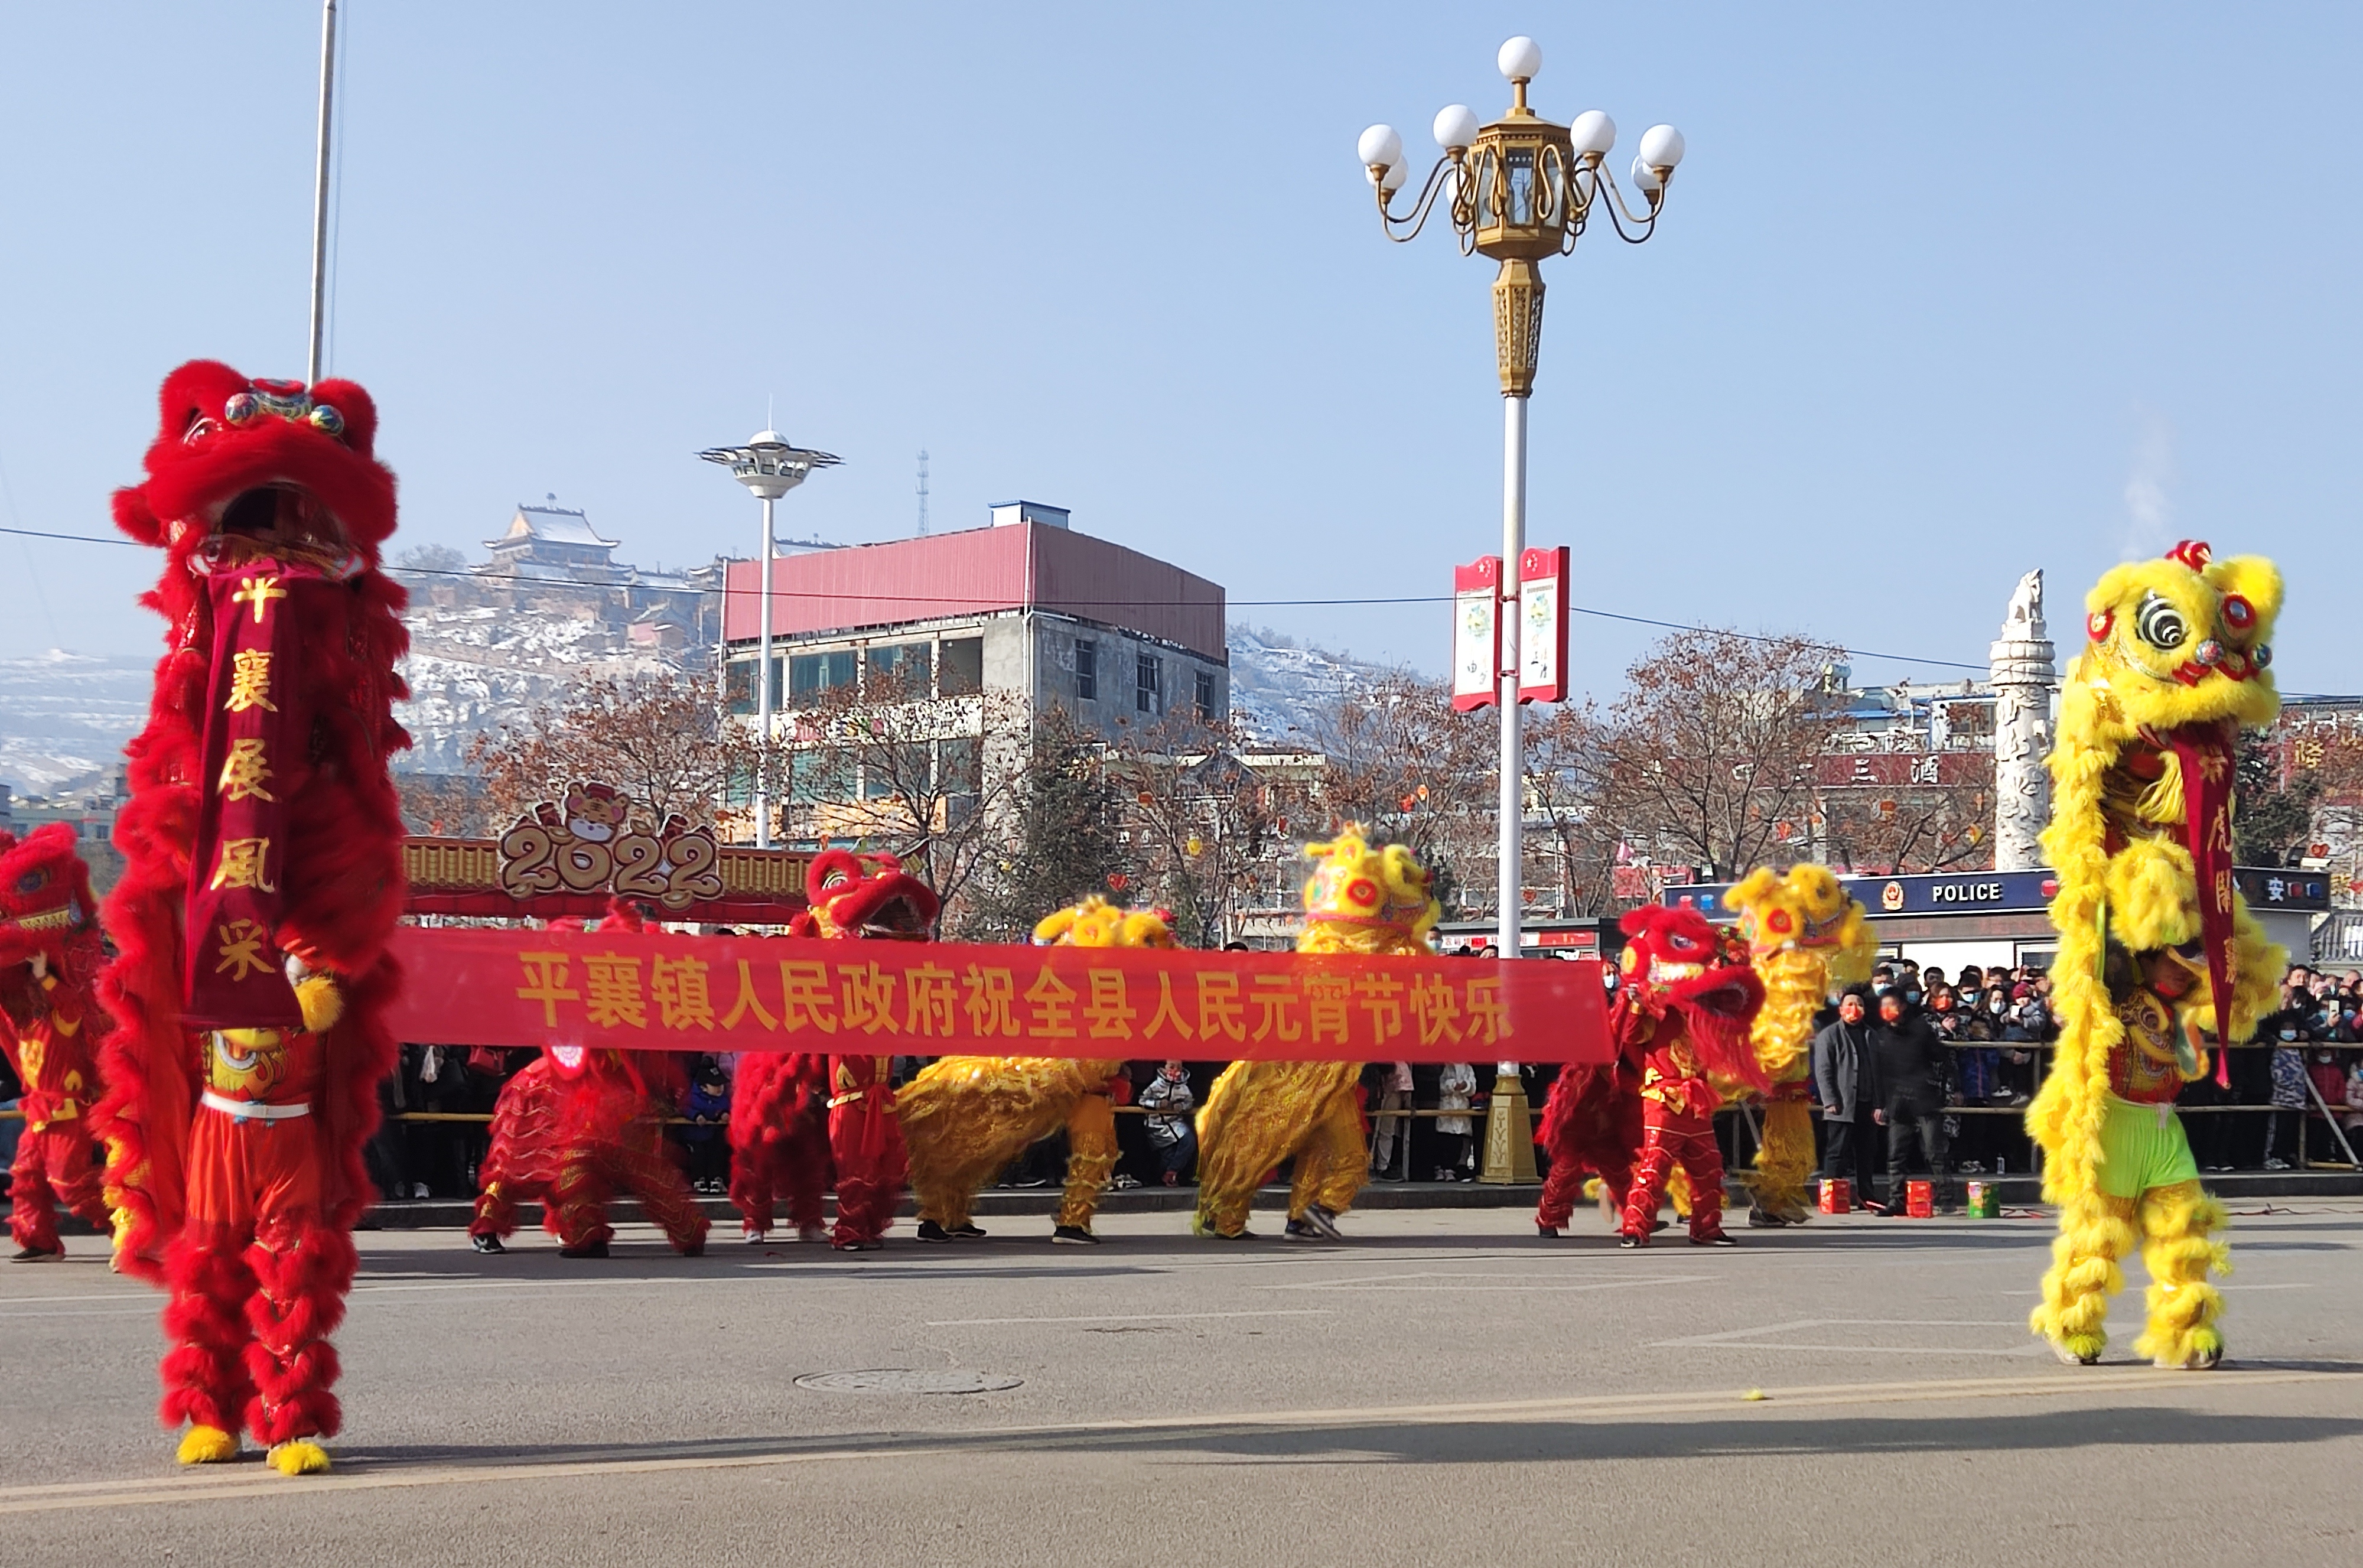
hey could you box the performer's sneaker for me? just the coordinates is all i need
[1537,1225,1562,1238]
[558,1240,610,1259]
[1052,1225,1101,1245]
[797,1225,829,1244]
[1746,1205,1785,1228]
[833,1238,884,1251]
[949,1223,987,1240]
[1617,1232,1649,1248]
[742,1228,770,1245]
[470,1234,505,1254]
[11,1244,63,1263]
[1690,1232,1737,1247]
[916,1221,953,1243]
[1300,1205,1344,1240]
[1283,1218,1324,1241]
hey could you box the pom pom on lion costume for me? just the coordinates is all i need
[896,897,1177,1245]
[2029,540,2283,1370]
[1192,828,1437,1241]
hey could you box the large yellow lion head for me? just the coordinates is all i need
[2068,539,2281,743]
[1724,863,1874,981]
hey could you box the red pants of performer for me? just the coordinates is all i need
[471,1127,708,1253]
[8,1123,109,1253]
[1620,1107,1726,1242]
[828,1056,904,1246]
[163,1107,353,1446]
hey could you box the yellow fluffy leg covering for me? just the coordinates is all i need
[2030,1192,2138,1364]
[1056,1095,1118,1231]
[1751,1099,1816,1220]
[176,1424,239,1466]
[1287,1089,1369,1221]
[1194,1062,1359,1235]
[267,1439,331,1475]
[2132,1180,2229,1369]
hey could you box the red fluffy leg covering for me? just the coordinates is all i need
[783,1124,828,1232]
[727,1139,777,1237]
[7,1130,61,1253]
[1677,1127,1727,1241]
[1535,1155,1586,1232]
[470,1184,520,1242]
[828,1102,906,1246]
[160,1225,258,1433]
[50,1130,112,1232]
[1622,1131,1677,1241]
[240,1219,356,1446]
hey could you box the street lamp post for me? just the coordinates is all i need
[698,432,842,849]
[1362,35,1684,1180]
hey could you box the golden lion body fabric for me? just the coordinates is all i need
[2027,541,2284,1369]
[898,1055,1124,1230]
[1193,831,1438,1238]
[1723,866,1874,1222]
[896,899,1170,1237]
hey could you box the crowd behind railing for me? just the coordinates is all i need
[7,959,2357,1211]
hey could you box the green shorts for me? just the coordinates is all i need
[2096,1093,2202,1201]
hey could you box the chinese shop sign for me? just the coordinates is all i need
[386,926,1611,1064]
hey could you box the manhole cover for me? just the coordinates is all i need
[795,1369,1023,1395]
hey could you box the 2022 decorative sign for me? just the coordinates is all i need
[494,782,725,911]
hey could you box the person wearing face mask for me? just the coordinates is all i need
[1869,987,1959,1214]
[1811,988,1880,1203]
[2260,994,2312,1171]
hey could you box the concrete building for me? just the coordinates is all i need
[720,504,1228,835]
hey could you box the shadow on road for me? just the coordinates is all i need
[329,1401,2363,1476]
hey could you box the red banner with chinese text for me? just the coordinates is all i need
[383,926,1611,1064]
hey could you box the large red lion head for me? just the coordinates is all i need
[111,359,397,577]
[1616,904,1767,1086]
[0,824,105,1013]
[790,849,939,941]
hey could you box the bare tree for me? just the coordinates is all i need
[1815,750,1996,873]
[1594,627,1846,883]
[466,669,757,829]
[1106,711,1288,948]
[1522,701,1615,916]
[782,663,1030,929]
[1311,670,1499,911]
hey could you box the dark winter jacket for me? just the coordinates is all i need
[1870,1012,1954,1118]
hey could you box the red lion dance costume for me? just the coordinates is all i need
[1535,906,1763,1245]
[96,362,410,1476]
[896,897,1176,1245]
[0,824,114,1261]
[734,849,937,1251]
[470,903,709,1259]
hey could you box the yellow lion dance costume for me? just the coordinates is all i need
[896,898,1176,1245]
[1192,827,1437,1241]
[1724,864,1876,1227]
[2030,539,2283,1370]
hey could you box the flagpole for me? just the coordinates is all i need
[306,0,339,385]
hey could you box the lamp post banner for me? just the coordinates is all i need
[385,926,1611,1065]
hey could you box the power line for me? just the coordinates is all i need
[0,522,2037,676]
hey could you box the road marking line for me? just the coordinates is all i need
[0,1367,2343,1516]
[923,1309,1333,1327]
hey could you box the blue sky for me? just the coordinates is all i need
[2,3,2357,697]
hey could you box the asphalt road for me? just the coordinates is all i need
[2,1197,2357,1566]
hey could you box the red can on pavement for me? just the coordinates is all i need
[1905,1179,1935,1218]
[1818,1179,1852,1214]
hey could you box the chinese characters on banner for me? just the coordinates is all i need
[386,926,1612,1065]
[182,561,312,1029]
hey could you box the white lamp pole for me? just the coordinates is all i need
[1363,36,1685,1180]
[698,432,842,849]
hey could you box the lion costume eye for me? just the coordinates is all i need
[2134,593,2187,652]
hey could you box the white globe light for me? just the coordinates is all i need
[1380,157,1411,193]
[1358,123,1404,171]
[1568,109,1615,158]
[1498,35,1542,82]
[1638,123,1686,171]
[1433,103,1482,150]
[1629,154,1662,193]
